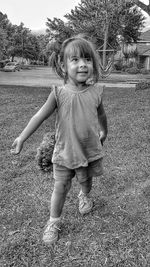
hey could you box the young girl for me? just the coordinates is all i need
[11,36,108,244]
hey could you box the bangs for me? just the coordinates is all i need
[65,39,94,59]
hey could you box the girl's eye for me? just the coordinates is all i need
[85,57,92,62]
[71,57,78,62]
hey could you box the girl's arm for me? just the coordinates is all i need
[97,100,108,145]
[11,91,57,154]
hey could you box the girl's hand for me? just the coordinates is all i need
[99,131,107,146]
[11,137,24,155]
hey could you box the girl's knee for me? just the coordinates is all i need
[80,177,92,186]
[54,180,71,194]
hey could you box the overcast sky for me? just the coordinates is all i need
[1,0,150,30]
[1,0,80,30]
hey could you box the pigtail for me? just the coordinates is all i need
[49,51,65,79]
[48,38,74,83]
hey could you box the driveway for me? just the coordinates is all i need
[0,66,148,88]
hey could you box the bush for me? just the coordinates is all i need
[139,68,150,75]
[135,80,150,90]
[114,60,123,71]
[126,67,140,74]
[137,62,144,69]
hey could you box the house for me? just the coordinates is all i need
[137,29,150,70]
[114,29,150,71]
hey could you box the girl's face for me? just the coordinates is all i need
[65,53,94,87]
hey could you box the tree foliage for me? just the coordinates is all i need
[37,34,49,63]
[65,0,144,48]
[0,1,147,63]
[0,12,13,58]
[46,17,73,54]
[46,0,145,55]
[0,12,48,63]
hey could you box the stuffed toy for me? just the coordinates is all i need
[36,131,55,172]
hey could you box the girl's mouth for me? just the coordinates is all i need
[77,71,88,74]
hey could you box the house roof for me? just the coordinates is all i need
[143,50,150,56]
[137,30,150,56]
[139,29,150,41]
[137,43,150,56]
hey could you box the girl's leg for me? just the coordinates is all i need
[50,179,72,218]
[80,176,92,194]
[43,179,71,244]
[78,177,93,215]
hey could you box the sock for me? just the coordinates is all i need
[79,190,87,196]
[50,216,61,223]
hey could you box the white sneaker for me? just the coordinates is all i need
[43,219,60,244]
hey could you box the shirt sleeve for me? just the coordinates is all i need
[52,85,62,107]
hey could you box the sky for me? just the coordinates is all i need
[1,0,80,30]
[1,0,150,31]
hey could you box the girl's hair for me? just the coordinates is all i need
[49,36,100,83]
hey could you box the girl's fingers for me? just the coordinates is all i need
[10,147,18,154]
[11,139,21,154]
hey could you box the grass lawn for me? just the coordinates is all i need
[0,84,149,266]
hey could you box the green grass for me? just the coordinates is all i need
[0,84,150,267]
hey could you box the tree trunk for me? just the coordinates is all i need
[103,20,109,69]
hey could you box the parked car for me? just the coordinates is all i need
[0,59,10,69]
[3,62,21,72]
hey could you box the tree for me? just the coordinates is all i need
[7,23,42,62]
[0,27,7,58]
[45,0,144,76]
[7,23,29,60]
[37,34,49,64]
[46,17,73,54]
[65,0,144,75]
[65,0,144,47]
[0,11,48,63]
[0,12,13,59]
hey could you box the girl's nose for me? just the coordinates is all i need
[79,58,86,67]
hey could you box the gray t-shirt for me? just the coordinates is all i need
[52,83,104,169]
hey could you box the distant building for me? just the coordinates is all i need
[114,29,150,70]
[137,29,150,70]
